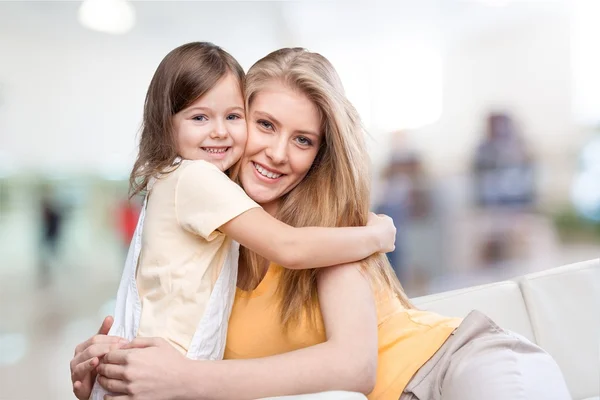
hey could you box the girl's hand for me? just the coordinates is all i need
[70,316,126,399]
[98,337,194,400]
[367,212,396,253]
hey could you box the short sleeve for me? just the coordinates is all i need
[175,160,260,240]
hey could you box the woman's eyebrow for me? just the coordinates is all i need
[253,111,281,126]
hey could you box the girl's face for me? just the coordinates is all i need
[173,73,247,171]
[239,82,323,215]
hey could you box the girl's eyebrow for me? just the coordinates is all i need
[184,106,244,113]
[227,106,245,113]
[184,106,210,113]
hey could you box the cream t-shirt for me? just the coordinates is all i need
[136,159,259,354]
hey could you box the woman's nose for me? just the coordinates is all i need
[265,136,288,164]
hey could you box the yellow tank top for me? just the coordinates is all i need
[224,265,461,400]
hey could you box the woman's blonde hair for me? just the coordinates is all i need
[240,48,413,328]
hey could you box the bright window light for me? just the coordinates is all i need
[78,0,136,35]
[371,41,443,131]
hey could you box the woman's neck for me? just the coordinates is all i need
[260,201,279,217]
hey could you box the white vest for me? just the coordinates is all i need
[90,193,239,399]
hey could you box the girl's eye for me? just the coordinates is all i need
[226,114,242,121]
[192,115,207,122]
[257,120,274,130]
[295,136,313,146]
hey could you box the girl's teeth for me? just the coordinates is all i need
[204,148,227,154]
[254,163,282,179]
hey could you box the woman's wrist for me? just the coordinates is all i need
[179,358,217,400]
[177,358,206,399]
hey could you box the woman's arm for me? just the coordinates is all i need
[98,262,378,400]
[196,262,379,398]
[220,210,395,270]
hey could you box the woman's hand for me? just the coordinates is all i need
[97,337,194,400]
[70,316,126,399]
[367,212,396,253]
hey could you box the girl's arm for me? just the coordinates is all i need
[177,161,395,270]
[98,263,378,399]
[70,317,123,400]
[220,210,395,270]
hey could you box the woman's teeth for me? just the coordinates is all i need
[203,147,228,154]
[254,163,282,179]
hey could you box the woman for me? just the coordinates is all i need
[70,48,570,400]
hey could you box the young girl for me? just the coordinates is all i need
[89,42,396,399]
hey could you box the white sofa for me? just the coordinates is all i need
[412,258,599,400]
[263,259,600,400]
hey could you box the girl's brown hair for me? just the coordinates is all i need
[129,42,244,197]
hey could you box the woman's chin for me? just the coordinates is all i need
[244,188,277,209]
[248,192,273,205]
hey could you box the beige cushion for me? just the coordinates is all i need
[412,280,536,342]
[519,259,600,400]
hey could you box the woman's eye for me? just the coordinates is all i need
[296,136,312,146]
[257,120,274,130]
[192,115,207,122]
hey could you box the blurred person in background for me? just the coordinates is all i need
[376,135,432,290]
[473,112,535,208]
[71,48,570,400]
[471,112,536,267]
[39,185,64,287]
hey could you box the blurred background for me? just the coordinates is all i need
[1,0,600,398]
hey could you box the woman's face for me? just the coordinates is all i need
[239,82,323,215]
